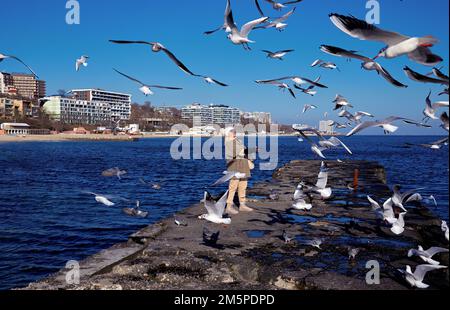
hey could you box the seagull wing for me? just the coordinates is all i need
[8,55,38,78]
[432,101,449,109]
[367,196,381,210]
[113,69,145,86]
[148,85,183,90]
[329,13,409,46]
[273,8,296,23]
[255,0,265,17]
[426,247,449,257]
[408,47,443,67]
[404,66,449,85]
[204,26,224,35]
[346,121,380,136]
[160,47,196,76]
[215,190,229,217]
[413,265,447,282]
[109,40,156,45]
[315,162,328,189]
[320,45,372,62]
[311,59,323,67]
[211,171,236,187]
[283,0,303,4]
[300,77,328,88]
[241,17,269,37]
[329,137,353,155]
[374,62,408,88]
[433,67,449,81]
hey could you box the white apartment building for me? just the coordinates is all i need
[182,103,241,126]
[242,111,272,124]
[319,120,335,135]
[70,89,131,121]
[42,96,112,125]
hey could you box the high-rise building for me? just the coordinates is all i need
[242,112,272,124]
[181,103,241,126]
[70,89,131,121]
[0,72,13,94]
[9,73,46,99]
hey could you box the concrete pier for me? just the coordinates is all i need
[24,160,449,290]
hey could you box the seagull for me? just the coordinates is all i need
[442,221,449,241]
[109,40,197,76]
[333,94,353,110]
[429,67,449,82]
[85,192,116,207]
[255,80,296,98]
[347,116,431,136]
[311,59,340,71]
[348,248,361,260]
[211,171,247,187]
[113,69,182,96]
[368,196,398,224]
[203,227,220,246]
[320,45,408,88]
[330,121,348,129]
[75,55,89,72]
[400,264,448,289]
[329,13,443,66]
[392,185,424,210]
[122,201,149,218]
[405,137,449,150]
[294,85,317,96]
[423,92,449,122]
[199,191,231,225]
[205,0,232,35]
[260,0,303,11]
[292,182,313,210]
[196,75,229,87]
[102,167,127,180]
[225,7,269,50]
[256,8,296,31]
[318,137,353,156]
[262,49,295,60]
[0,53,38,77]
[408,246,449,265]
[306,238,323,250]
[441,112,449,132]
[311,161,333,199]
[302,104,318,114]
[391,212,407,235]
[139,178,163,190]
[257,76,327,89]
[404,66,449,86]
[282,230,294,243]
[339,110,374,124]
[174,218,188,227]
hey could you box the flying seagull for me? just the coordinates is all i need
[404,66,449,86]
[423,91,449,122]
[255,80,296,98]
[329,13,443,66]
[306,238,323,250]
[390,212,407,235]
[308,161,333,199]
[311,59,340,71]
[122,201,149,218]
[428,67,449,82]
[225,7,269,50]
[405,137,449,150]
[292,182,313,210]
[347,116,431,136]
[199,191,231,225]
[408,246,449,265]
[441,112,449,132]
[205,0,232,35]
[256,8,296,31]
[333,94,354,110]
[109,40,196,76]
[84,192,116,207]
[368,196,398,224]
[257,76,328,89]
[262,49,295,60]
[0,53,38,77]
[302,104,318,114]
[320,45,408,88]
[442,221,449,241]
[339,110,375,124]
[400,264,448,289]
[195,75,229,87]
[75,55,89,72]
[260,0,303,11]
[113,69,182,96]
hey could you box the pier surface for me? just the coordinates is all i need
[24,160,449,290]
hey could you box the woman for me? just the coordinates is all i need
[224,127,254,215]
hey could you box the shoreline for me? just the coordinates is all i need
[22,160,449,290]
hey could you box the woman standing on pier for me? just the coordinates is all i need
[224,127,255,215]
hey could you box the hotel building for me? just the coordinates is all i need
[181,103,241,126]
[0,73,46,99]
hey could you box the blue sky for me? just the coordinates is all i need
[0,0,448,134]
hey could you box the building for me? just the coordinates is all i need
[0,95,37,119]
[71,89,131,121]
[181,103,241,127]
[0,122,30,135]
[242,111,272,124]
[319,120,335,135]
[7,73,46,99]
[42,96,112,125]
[0,72,13,94]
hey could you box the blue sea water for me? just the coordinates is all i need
[0,136,448,290]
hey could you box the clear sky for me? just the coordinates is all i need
[1,0,449,134]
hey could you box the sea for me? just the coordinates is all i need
[0,136,448,290]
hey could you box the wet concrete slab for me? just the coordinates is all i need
[24,160,449,290]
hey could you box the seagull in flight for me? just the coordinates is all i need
[84,192,116,207]
[405,137,449,150]
[408,246,449,265]
[311,59,340,71]
[442,221,449,241]
[225,7,269,50]
[302,104,318,114]
[262,49,295,60]
[339,110,374,124]
[441,112,449,132]
[329,13,443,66]
[400,264,448,289]
[367,196,398,224]
[113,69,182,96]
[0,53,38,77]
[423,91,449,122]
[256,8,296,31]
[75,55,89,72]
[258,0,303,12]
[320,45,408,88]
[199,191,231,225]
[109,40,196,76]
[404,66,449,86]
[255,80,296,98]
[333,94,354,110]
[211,171,247,187]
[347,116,431,136]
[257,76,328,89]
[292,182,313,210]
